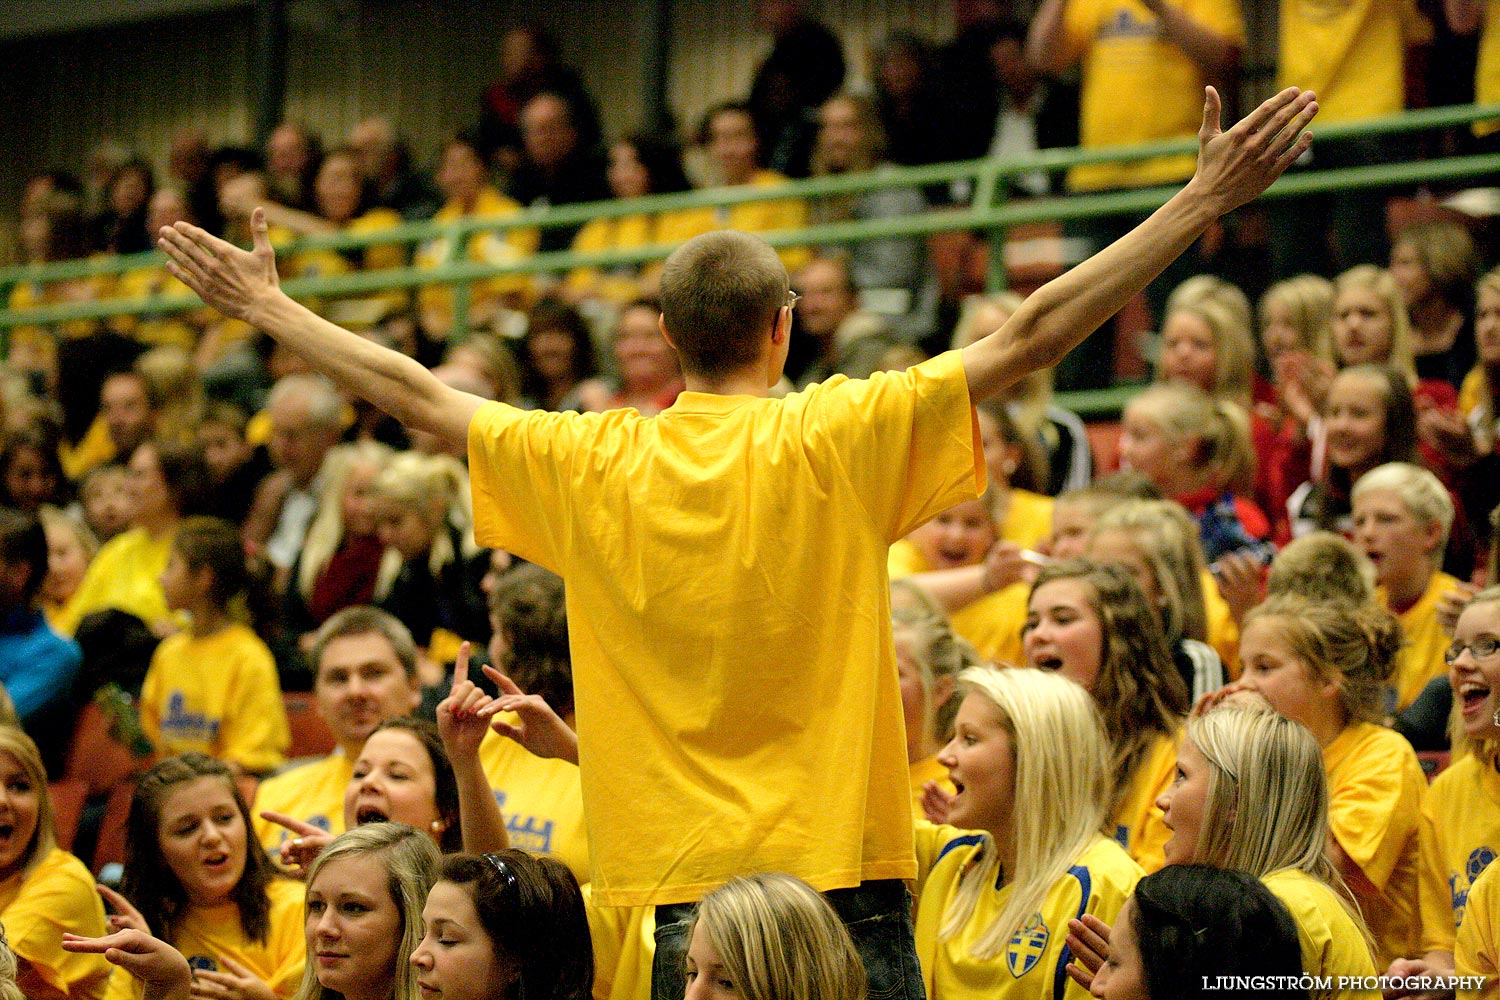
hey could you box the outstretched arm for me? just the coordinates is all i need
[962,86,1317,404]
[158,209,484,449]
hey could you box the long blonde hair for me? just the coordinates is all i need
[0,727,55,877]
[1334,266,1416,384]
[1125,383,1256,497]
[692,873,866,1000]
[1161,294,1256,405]
[941,666,1111,959]
[371,451,477,598]
[1258,274,1334,363]
[297,441,394,600]
[0,924,24,1000]
[1091,499,1211,645]
[1467,267,1500,450]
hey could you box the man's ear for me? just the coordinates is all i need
[658,314,678,351]
[772,304,792,345]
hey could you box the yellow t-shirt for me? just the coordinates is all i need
[477,727,591,884]
[1262,868,1379,1000]
[913,825,1141,1000]
[251,752,353,852]
[887,540,1028,666]
[565,210,716,305]
[0,846,112,999]
[467,350,982,906]
[53,527,176,636]
[1457,854,1500,996]
[105,879,305,1000]
[1059,0,1246,190]
[414,187,540,328]
[59,415,119,483]
[1382,571,1462,710]
[139,623,290,775]
[1111,730,1178,875]
[911,754,956,823]
[109,265,207,352]
[283,209,409,323]
[1323,722,1425,966]
[674,171,810,272]
[1202,569,1241,678]
[998,490,1054,551]
[1278,0,1428,124]
[1419,752,1500,954]
[584,887,656,1000]
[1477,1,1500,137]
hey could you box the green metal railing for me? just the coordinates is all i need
[3,101,1497,419]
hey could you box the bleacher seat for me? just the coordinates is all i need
[283,691,336,760]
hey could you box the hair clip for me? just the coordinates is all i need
[482,853,520,893]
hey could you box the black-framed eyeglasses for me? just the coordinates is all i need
[1445,635,1500,664]
[482,853,520,894]
[786,291,801,311]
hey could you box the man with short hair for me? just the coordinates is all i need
[508,92,608,252]
[160,85,1316,1000]
[250,606,421,850]
[789,254,890,386]
[99,370,157,461]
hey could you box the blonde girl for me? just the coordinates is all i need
[1458,266,1500,452]
[914,666,1140,1000]
[0,726,111,1000]
[1257,274,1336,522]
[685,872,865,1000]
[1234,595,1423,967]
[1333,266,1417,385]
[1261,274,1336,369]
[1389,220,1480,390]
[38,504,96,621]
[1117,383,1273,566]
[1087,499,1229,697]
[1023,560,1188,871]
[1157,290,1256,406]
[370,451,490,660]
[286,441,394,636]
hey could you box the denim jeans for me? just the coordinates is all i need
[650,879,925,1000]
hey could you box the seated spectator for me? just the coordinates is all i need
[54,439,209,637]
[1351,462,1460,711]
[77,462,134,545]
[809,93,933,342]
[138,516,289,775]
[108,753,305,998]
[442,334,523,407]
[250,606,421,851]
[507,91,609,252]
[951,294,1092,495]
[788,254,891,387]
[0,422,68,513]
[195,402,270,525]
[371,452,490,660]
[0,510,82,776]
[283,441,393,640]
[347,116,442,221]
[747,0,846,178]
[692,102,810,272]
[37,506,95,625]
[1391,220,1481,391]
[1256,274,1336,533]
[872,33,946,170]
[564,134,708,306]
[889,582,972,817]
[414,135,539,339]
[0,727,111,999]
[109,187,218,353]
[221,146,409,327]
[91,158,154,255]
[516,297,599,411]
[135,346,204,448]
[575,299,685,417]
[263,121,321,212]
[477,25,602,177]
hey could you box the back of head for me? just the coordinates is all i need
[439,852,593,1000]
[692,872,865,1000]
[659,231,788,378]
[1187,705,1333,882]
[1128,383,1254,495]
[294,823,441,1000]
[1266,531,1376,605]
[489,564,573,717]
[1092,498,1210,644]
[1131,865,1307,1000]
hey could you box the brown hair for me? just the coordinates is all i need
[659,231,787,377]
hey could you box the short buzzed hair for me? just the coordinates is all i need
[659,231,787,377]
[267,372,342,428]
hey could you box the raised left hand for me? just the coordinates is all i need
[1191,86,1318,217]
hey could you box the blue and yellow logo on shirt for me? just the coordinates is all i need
[1006,913,1049,978]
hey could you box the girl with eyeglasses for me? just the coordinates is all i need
[1399,586,1500,991]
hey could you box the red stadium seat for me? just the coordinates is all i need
[283,691,336,760]
[91,779,137,874]
[64,701,147,798]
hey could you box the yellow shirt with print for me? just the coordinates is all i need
[1419,752,1500,954]
[584,886,656,1000]
[415,187,540,331]
[1457,855,1500,996]
[478,727,590,884]
[913,824,1141,1000]
[1058,0,1245,191]
[1477,1,1500,137]
[468,351,982,906]
[888,539,1029,666]
[53,527,176,636]
[1323,721,1425,966]
[1112,729,1178,874]
[1279,0,1428,124]
[139,623,290,775]
[251,752,354,852]
[1381,571,1462,710]
[105,879,305,1000]
[0,847,111,1000]
[1262,868,1379,1000]
[565,209,716,305]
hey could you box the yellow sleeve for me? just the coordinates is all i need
[3,850,112,1000]
[264,880,309,996]
[1458,860,1500,989]
[1114,733,1178,874]
[1328,736,1424,892]
[1420,790,1460,954]
[353,210,406,272]
[1187,0,1246,44]
[583,890,655,1000]
[219,631,290,774]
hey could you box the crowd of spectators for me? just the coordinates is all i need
[0,3,1498,1000]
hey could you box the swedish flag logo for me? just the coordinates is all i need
[1006,912,1049,978]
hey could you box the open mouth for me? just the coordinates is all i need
[203,851,229,870]
[355,805,389,825]
[1031,653,1063,671]
[1459,680,1493,717]
[0,823,13,842]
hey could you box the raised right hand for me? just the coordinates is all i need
[260,811,333,873]
[1190,86,1318,218]
[481,666,579,765]
[63,929,192,1000]
[158,208,280,324]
